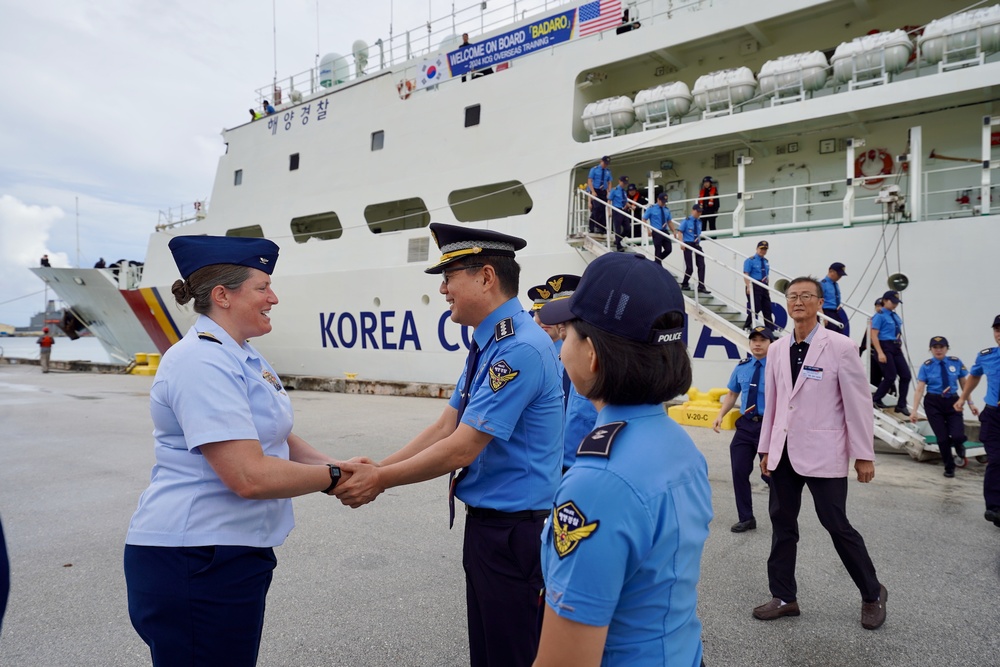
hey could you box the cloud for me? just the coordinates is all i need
[0,195,69,325]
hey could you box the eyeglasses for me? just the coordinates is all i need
[441,264,485,285]
[785,293,820,303]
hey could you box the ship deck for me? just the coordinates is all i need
[1,366,997,666]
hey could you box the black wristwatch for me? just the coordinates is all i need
[322,465,342,494]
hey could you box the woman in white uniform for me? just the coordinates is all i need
[124,235,348,666]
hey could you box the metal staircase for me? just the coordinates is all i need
[568,189,939,461]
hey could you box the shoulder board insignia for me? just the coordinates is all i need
[197,332,222,344]
[923,359,933,366]
[495,317,515,341]
[737,357,752,366]
[577,421,627,458]
[981,348,995,356]
[948,356,961,362]
[488,359,519,392]
[552,501,599,559]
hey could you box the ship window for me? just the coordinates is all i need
[234,169,243,186]
[364,197,431,234]
[465,104,481,127]
[448,181,533,222]
[290,211,343,243]
[226,225,264,238]
[289,153,300,171]
[371,130,384,151]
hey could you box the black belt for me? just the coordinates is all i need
[925,393,954,398]
[744,415,762,423]
[466,506,549,520]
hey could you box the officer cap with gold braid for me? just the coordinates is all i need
[425,222,527,274]
[526,285,554,311]
[544,274,581,302]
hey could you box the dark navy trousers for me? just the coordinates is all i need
[589,189,608,233]
[980,406,1000,511]
[124,544,277,667]
[923,394,967,474]
[767,453,881,602]
[0,517,9,636]
[652,232,672,265]
[729,416,770,522]
[873,340,911,409]
[463,513,546,667]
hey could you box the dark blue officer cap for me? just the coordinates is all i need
[929,335,949,347]
[168,235,279,280]
[692,204,703,212]
[993,314,1000,328]
[749,326,775,342]
[526,284,553,311]
[882,290,902,304]
[538,254,684,345]
[426,222,527,274]
[544,274,581,298]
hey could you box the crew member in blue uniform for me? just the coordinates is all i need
[335,223,563,667]
[742,241,772,330]
[534,252,712,667]
[911,336,970,478]
[587,156,612,234]
[871,290,911,415]
[643,192,675,266]
[124,236,348,667]
[955,315,1000,529]
[527,274,580,409]
[608,176,630,251]
[821,262,848,334]
[676,204,710,293]
[713,326,774,532]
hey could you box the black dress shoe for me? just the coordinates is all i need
[895,405,910,416]
[873,399,889,409]
[731,518,757,533]
[680,283,691,291]
[985,508,1000,527]
[699,286,712,294]
[943,470,955,478]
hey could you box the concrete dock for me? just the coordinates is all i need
[0,365,998,666]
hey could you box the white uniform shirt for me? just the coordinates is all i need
[126,315,295,547]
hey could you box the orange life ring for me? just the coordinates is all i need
[855,148,893,188]
[397,79,415,99]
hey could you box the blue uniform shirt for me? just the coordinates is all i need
[608,184,627,209]
[447,298,564,511]
[677,215,702,243]
[588,165,611,191]
[562,384,599,469]
[917,356,968,395]
[820,276,841,310]
[743,254,769,283]
[726,355,767,416]
[871,309,902,341]
[642,204,673,232]
[126,315,295,548]
[542,404,712,666]
[970,347,1000,406]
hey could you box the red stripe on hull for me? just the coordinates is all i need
[121,290,173,353]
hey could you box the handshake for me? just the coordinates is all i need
[326,457,385,508]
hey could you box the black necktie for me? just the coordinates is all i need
[562,368,571,409]
[449,338,480,527]
[940,359,951,395]
[835,281,841,307]
[747,360,761,415]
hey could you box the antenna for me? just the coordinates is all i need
[315,0,321,69]
[272,0,278,91]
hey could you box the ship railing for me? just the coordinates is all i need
[921,161,998,219]
[571,188,844,332]
[157,201,208,231]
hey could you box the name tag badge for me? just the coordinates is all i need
[803,365,823,381]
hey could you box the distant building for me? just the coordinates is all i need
[18,300,63,333]
[0,323,14,336]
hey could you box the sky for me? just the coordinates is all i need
[0,0,541,326]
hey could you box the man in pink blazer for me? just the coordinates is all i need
[754,276,887,630]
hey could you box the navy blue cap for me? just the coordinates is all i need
[830,262,847,276]
[691,204,703,212]
[538,254,684,345]
[601,155,611,164]
[528,274,581,311]
[627,183,638,191]
[992,314,1000,328]
[756,240,769,249]
[929,335,949,347]
[702,175,713,182]
[749,326,775,341]
[656,192,668,202]
[526,284,553,311]
[882,290,902,304]
[619,175,629,182]
[426,222,527,274]
[168,235,279,280]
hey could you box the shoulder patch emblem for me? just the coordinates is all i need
[495,317,515,341]
[577,421,627,457]
[197,332,222,344]
[552,501,599,559]
[262,370,283,392]
[488,360,519,392]
[738,356,752,366]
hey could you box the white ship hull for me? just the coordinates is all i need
[33,0,1000,393]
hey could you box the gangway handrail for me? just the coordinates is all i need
[573,189,844,330]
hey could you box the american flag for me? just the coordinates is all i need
[577,0,622,37]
